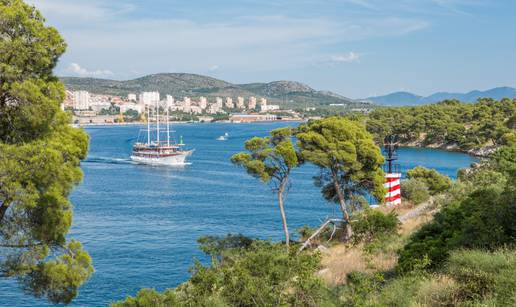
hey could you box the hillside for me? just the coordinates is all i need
[366,86,516,106]
[61,73,366,108]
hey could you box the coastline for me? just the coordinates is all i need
[74,119,306,127]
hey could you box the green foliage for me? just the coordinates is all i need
[98,103,120,115]
[445,249,516,305]
[342,250,516,307]
[197,234,253,264]
[0,0,92,303]
[366,98,516,151]
[19,240,94,305]
[113,238,334,307]
[297,117,385,220]
[231,127,298,184]
[350,208,399,244]
[338,272,385,306]
[400,178,430,204]
[406,166,452,195]
[397,172,515,273]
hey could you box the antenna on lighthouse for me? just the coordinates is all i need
[383,135,401,206]
[384,135,399,174]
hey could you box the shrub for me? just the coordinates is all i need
[400,178,430,205]
[445,249,516,305]
[351,208,399,244]
[112,238,335,307]
[397,185,515,273]
[407,166,452,195]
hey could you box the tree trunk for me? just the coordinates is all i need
[331,171,353,240]
[278,182,290,251]
[0,203,9,224]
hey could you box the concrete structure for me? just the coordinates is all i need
[248,96,257,109]
[216,97,223,108]
[260,104,280,112]
[73,90,90,110]
[230,113,277,123]
[139,91,160,105]
[259,97,267,106]
[127,93,137,101]
[166,95,174,105]
[225,97,234,109]
[208,103,221,114]
[236,96,245,109]
[120,103,144,114]
[183,97,191,107]
[89,102,111,112]
[190,106,202,114]
[199,96,208,109]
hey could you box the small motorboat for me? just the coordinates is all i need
[217,132,229,141]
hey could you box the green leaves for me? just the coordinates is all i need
[0,0,92,304]
[21,240,94,305]
[297,117,386,208]
[406,166,452,195]
[231,128,299,185]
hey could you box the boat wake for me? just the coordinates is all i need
[85,156,135,165]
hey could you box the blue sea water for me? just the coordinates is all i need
[0,122,478,306]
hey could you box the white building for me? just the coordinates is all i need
[183,97,191,106]
[120,103,144,114]
[225,97,234,109]
[89,102,111,112]
[260,104,280,112]
[248,96,257,109]
[190,106,202,114]
[166,95,174,105]
[199,96,208,109]
[139,91,160,105]
[259,97,267,106]
[127,93,137,101]
[73,90,90,110]
[236,96,245,109]
[208,103,220,114]
[216,97,223,108]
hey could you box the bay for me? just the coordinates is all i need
[0,122,478,306]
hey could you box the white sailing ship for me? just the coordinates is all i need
[131,100,193,166]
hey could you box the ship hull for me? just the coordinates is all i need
[130,150,193,166]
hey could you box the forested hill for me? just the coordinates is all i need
[365,98,516,156]
[61,73,367,108]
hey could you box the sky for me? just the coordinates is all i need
[27,0,516,98]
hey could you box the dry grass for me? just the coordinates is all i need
[318,203,435,286]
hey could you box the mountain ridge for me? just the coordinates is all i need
[60,73,365,108]
[366,86,516,106]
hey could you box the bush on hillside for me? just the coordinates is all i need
[400,179,430,205]
[112,238,335,307]
[349,249,516,306]
[446,249,516,305]
[406,166,452,195]
[351,208,400,244]
[397,184,515,273]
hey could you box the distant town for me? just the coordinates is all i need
[64,89,310,125]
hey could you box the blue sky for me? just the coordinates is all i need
[28,0,516,98]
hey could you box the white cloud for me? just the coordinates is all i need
[330,52,361,63]
[66,63,113,77]
[28,0,430,78]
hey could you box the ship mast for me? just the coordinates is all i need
[166,100,170,146]
[147,104,150,145]
[156,100,160,145]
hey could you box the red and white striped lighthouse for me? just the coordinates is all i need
[384,173,401,206]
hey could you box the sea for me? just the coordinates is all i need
[0,122,478,306]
